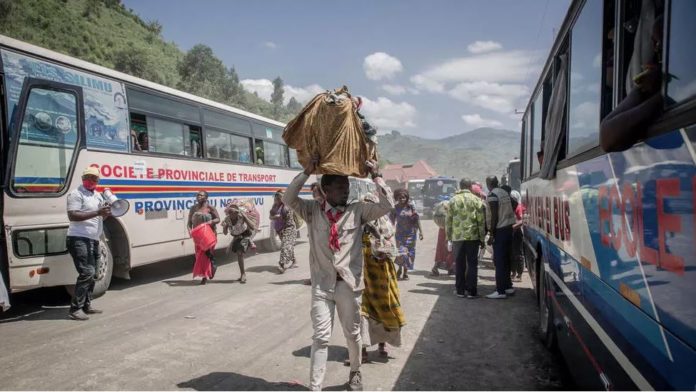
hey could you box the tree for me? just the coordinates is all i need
[113,47,150,79]
[287,97,302,113]
[0,0,14,21]
[177,44,228,102]
[83,0,101,18]
[221,67,241,102]
[271,77,284,108]
[146,20,162,36]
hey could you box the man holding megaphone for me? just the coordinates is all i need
[66,167,112,321]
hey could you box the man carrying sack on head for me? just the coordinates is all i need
[283,155,394,391]
[66,167,112,321]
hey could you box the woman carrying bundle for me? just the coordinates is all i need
[188,190,220,285]
[270,189,297,273]
[222,202,256,283]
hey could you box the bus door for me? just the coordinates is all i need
[1,68,7,285]
[3,77,84,292]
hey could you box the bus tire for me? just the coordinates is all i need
[261,230,282,252]
[538,264,557,350]
[64,234,113,299]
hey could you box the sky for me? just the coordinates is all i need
[122,0,570,138]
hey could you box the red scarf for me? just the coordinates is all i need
[324,203,344,253]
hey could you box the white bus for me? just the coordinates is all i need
[0,35,310,296]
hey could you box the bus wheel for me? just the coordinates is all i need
[539,265,556,350]
[92,238,114,297]
[64,236,113,299]
[261,230,282,252]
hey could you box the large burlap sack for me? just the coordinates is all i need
[433,200,449,229]
[283,86,376,177]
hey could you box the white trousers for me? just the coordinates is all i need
[309,280,362,391]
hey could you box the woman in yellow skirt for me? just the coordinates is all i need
[360,194,406,361]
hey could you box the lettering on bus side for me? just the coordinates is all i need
[133,197,265,214]
[89,163,279,183]
[525,193,572,242]
[597,179,686,276]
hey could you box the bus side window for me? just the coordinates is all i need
[188,126,202,158]
[567,0,604,156]
[665,0,696,104]
[130,113,148,152]
[600,0,665,152]
[254,139,265,165]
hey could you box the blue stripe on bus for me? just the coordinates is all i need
[118,191,310,199]
[531,226,696,390]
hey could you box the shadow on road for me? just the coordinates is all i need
[394,275,569,391]
[164,279,242,286]
[177,372,308,391]
[246,265,282,274]
[176,371,347,391]
[271,279,307,286]
[0,286,72,322]
[292,345,348,363]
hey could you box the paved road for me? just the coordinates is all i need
[0,220,566,390]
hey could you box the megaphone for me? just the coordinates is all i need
[102,188,130,217]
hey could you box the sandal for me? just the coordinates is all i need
[378,343,388,357]
[239,275,247,284]
[430,267,440,277]
[402,275,410,281]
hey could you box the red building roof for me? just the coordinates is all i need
[382,160,437,184]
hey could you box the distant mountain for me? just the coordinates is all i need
[378,128,521,183]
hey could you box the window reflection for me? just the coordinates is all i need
[568,0,603,155]
[666,0,696,103]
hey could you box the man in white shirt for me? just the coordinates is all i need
[283,157,394,391]
[66,167,112,320]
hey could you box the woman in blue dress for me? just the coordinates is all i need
[390,189,423,280]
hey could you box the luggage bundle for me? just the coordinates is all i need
[283,86,378,177]
[433,201,449,229]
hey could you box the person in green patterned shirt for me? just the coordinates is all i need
[445,178,486,298]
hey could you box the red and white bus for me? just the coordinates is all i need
[0,34,309,296]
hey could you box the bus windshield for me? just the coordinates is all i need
[423,179,457,198]
[407,181,425,199]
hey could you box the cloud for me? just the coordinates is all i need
[360,96,417,129]
[410,74,445,93]
[263,41,278,49]
[413,50,538,86]
[363,52,403,81]
[461,114,503,128]
[284,84,324,104]
[467,40,503,54]
[380,84,420,96]
[449,81,529,113]
[241,79,273,101]
[381,84,407,95]
[241,79,325,105]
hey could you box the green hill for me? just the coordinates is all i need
[378,128,521,183]
[0,0,298,122]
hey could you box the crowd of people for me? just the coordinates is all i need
[63,159,525,390]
